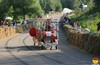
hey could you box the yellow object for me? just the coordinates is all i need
[92,58,99,64]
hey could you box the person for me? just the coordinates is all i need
[74,22,77,29]
[29,27,37,46]
[0,20,1,26]
[6,20,11,27]
[51,17,54,22]
[74,21,82,32]
[45,19,51,31]
[61,19,65,24]
[0,20,3,26]
[12,21,17,27]
[50,22,56,28]
[21,18,27,30]
[3,20,6,26]
[97,22,100,31]
[64,17,69,24]
[36,28,43,46]
[69,19,74,27]
[29,16,34,27]
[40,23,45,31]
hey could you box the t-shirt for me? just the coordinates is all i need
[29,19,33,23]
[46,31,52,36]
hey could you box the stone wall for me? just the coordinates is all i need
[62,23,100,55]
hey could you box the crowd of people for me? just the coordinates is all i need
[0,16,34,28]
[0,20,12,27]
[61,16,91,33]
[61,14,100,32]
[21,17,34,30]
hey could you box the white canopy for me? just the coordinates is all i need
[62,8,74,14]
[5,17,13,20]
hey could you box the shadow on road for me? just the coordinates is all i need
[5,45,44,52]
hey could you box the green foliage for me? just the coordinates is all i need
[0,0,62,21]
[94,0,100,11]
[10,0,43,19]
[71,10,100,32]
[0,0,11,19]
[40,0,50,13]
[61,0,94,13]
[40,0,62,13]
[61,0,81,11]
[68,0,100,32]
[0,0,43,21]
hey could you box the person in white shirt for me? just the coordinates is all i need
[74,21,82,32]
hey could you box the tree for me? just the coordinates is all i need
[94,0,100,11]
[61,0,94,13]
[61,0,81,11]
[40,0,52,13]
[8,0,43,19]
[0,0,11,19]
[50,0,62,12]
[40,0,62,13]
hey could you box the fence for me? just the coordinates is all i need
[62,24,100,55]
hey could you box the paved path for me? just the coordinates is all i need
[0,16,100,65]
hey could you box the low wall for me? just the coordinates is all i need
[62,24,100,55]
[0,23,32,40]
[0,27,16,39]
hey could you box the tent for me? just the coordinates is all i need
[62,8,74,14]
[5,17,13,20]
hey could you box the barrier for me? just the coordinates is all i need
[0,23,33,40]
[62,24,100,55]
[0,27,16,39]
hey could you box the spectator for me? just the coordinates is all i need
[6,20,11,27]
[29,16,34,27]
[12,21,17,27]
[74,21,82,32]
[69,19,74,27]
[21,18,27,25]
[3,20,7,25]
[21,18,27,30]
[64,17,69,24]
[61,19,65,24]
[97,22,100,31]
[0,20,3,26]
[29,17,33,23]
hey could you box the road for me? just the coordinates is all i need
[0,16,100,65]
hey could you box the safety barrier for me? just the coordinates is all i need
[62,24,100,55]
[0,27,16,39]
[0,23,33,40]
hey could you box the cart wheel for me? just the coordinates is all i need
[55,45,58,49]
[34,42,36,46]
[41,45,44,49]
[50,46,52,50]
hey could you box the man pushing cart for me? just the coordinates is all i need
[29,18,59,50]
